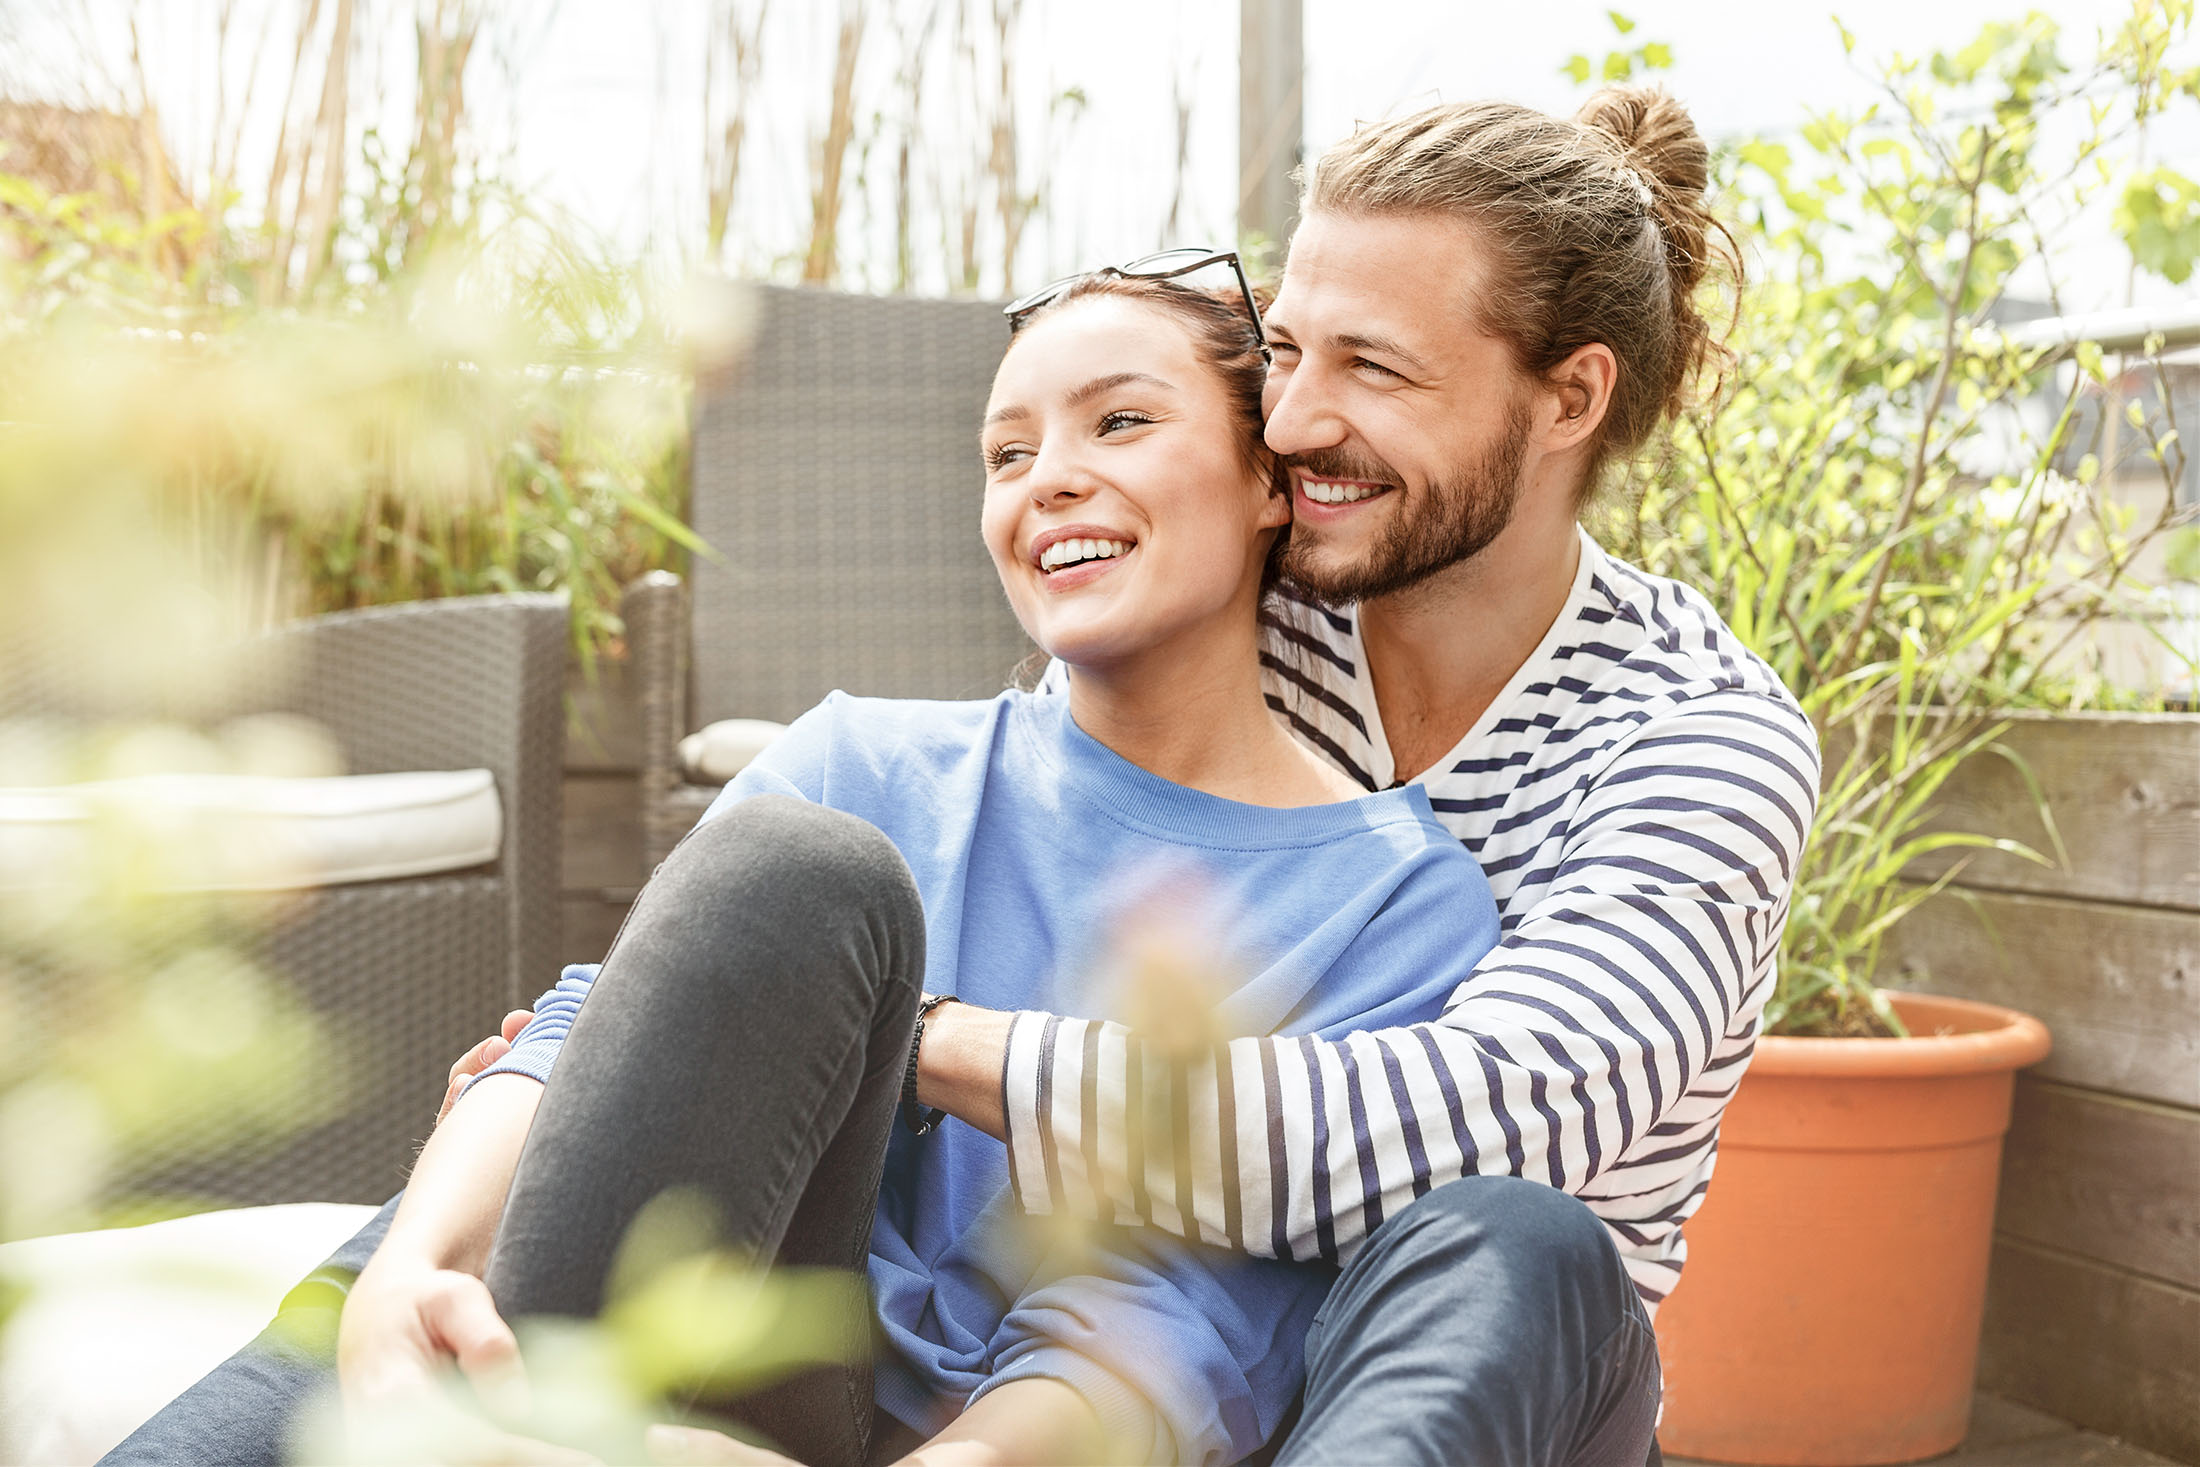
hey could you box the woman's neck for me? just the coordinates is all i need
[1063,602,1362,808]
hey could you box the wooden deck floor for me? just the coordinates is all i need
[1665,1393,2189,1467]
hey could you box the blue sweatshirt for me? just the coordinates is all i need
[482,690,1500,1465]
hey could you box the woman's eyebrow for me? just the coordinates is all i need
[1065,370,1175,406]
[984,371,1175,429]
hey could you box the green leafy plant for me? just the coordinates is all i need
[1605,7,2197,1034]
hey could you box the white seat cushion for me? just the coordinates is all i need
[0,769,502,892]
[678,718,789,785]
[0,1203,379,1464]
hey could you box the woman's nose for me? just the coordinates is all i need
[1025,444,1094,504]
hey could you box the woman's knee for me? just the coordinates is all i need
[648,796,925,984]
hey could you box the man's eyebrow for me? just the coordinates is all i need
[1333,332,1429,374]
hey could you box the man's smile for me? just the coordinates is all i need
[1295,470,1396,511]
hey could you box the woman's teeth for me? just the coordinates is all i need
[1302,479,1386,505]
[1039,538,1133,572]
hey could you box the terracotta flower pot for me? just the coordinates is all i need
[1653,990,2052,1466]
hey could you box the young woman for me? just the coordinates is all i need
[110,264,1502,1467]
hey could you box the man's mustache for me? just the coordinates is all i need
[1281,449,1403,490]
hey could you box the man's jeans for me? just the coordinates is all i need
[1273,1175,1663,1467]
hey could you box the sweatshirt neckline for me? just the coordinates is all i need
[1014,692,1438,849]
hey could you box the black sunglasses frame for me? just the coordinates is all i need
[1003,248,1272,365]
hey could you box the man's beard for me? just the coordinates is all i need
[1277,396,1535,604]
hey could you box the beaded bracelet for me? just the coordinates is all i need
[899,993,961,1135]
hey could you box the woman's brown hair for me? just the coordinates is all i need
[1303,85,1741,502]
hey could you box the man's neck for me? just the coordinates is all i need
[1358,514,1582,783]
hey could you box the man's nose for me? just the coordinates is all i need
[1263,368,1348,458]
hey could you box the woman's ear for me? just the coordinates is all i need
[1543,343,1618,453]
[1255,455,1293,530]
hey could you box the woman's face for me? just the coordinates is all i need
[980,296,1287,672]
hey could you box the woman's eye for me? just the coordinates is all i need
[1097,410,1155,435]
[984,443,1030,471]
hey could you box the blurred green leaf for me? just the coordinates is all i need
[2114,166,2200,284]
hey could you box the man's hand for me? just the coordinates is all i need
[438,1009,537,1125]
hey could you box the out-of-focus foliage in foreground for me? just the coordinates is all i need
[296,1190,870,1465]
[0,27,719,1440]
[1599,4,2200,1034]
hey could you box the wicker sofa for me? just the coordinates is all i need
[632,284,1035,866]
[2,592,569,1207]
[0,287,1042,1459]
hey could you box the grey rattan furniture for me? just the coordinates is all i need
[633,285,1034,866]
[4,592,568,1205]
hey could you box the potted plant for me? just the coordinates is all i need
[1605,11,2198,1462]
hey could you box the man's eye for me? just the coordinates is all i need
[1355,357,1400,379]
[1097,410,1154,434]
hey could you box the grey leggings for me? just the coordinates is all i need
[103,796,930,1467]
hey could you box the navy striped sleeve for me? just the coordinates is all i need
[1001,691,1818,1311]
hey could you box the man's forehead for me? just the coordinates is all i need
[1271,211,1488,348]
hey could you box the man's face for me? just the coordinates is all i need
[1262,210,1538,602]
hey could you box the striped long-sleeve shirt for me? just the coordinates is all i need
[1007,528,1820,1310]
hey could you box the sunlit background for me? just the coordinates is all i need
[2,2,2197,1462]
[7,0,2198,296]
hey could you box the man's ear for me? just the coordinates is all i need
[1542,343,1618,453]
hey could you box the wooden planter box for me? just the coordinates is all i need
[1878,710,2200,1464]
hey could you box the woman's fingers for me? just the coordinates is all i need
[438,1024,527,1124]
[449,1033,514,1089]
[420,1272,531,1420]
[643,1424,802,1465]
[438,1076,467,1127]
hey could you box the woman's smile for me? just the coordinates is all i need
[1030,523,1139,590]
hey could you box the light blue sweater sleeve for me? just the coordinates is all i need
[472,698,841,1090]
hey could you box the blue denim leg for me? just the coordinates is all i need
[1273,1176,1661,1467]
[98,1194,401,1467]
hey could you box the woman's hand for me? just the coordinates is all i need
[338,1253,527,1417]
[438,1008,538,1125]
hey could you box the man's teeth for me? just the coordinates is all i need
[1302,479,1386,505]
[1039,537,1133,572]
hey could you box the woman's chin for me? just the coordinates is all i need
[1029,627,1140,677]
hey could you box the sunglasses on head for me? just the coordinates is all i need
[1003,248,1272,365]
